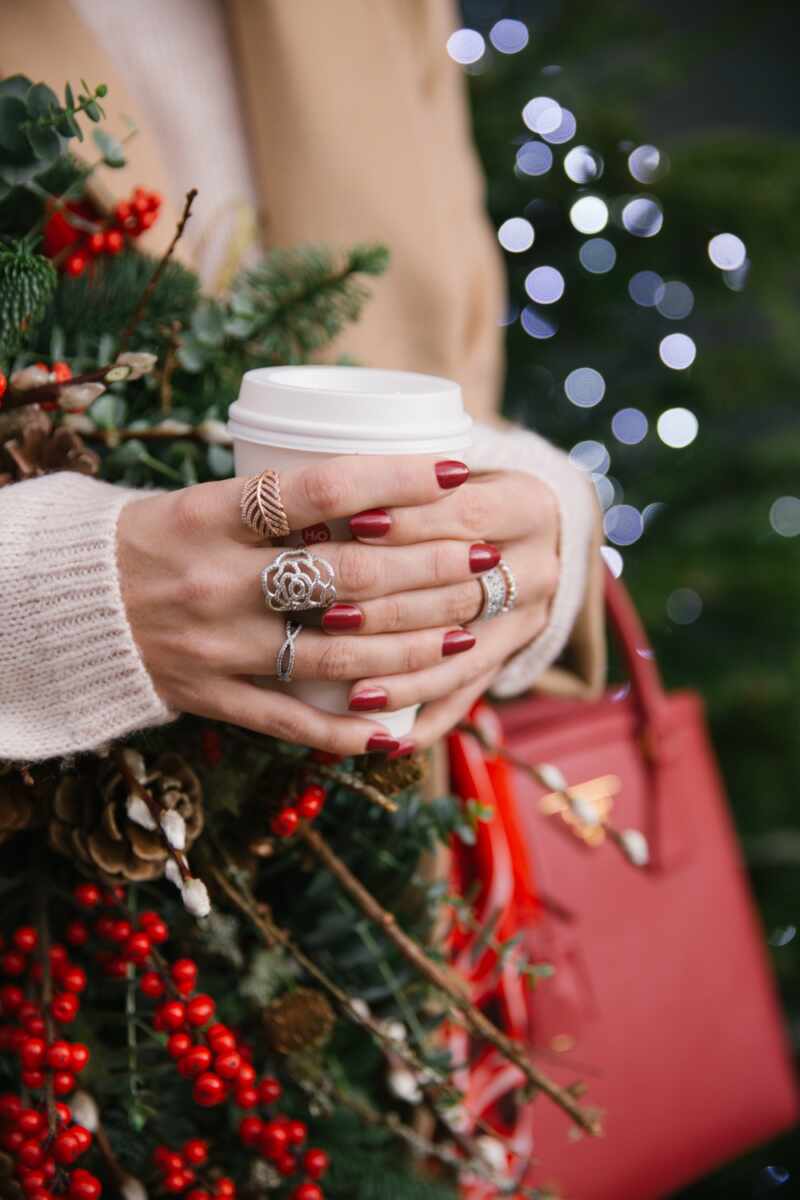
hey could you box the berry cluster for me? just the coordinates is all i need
[0,1092,99,1200]
[42,187,162,278]
[270,784,327,839]
[0,924,90,1099]
[151,1138,233,1199]
[0,372,7,403]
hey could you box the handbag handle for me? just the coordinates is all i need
[603,568,668,732]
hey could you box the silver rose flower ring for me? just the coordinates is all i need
[261,548,337,613]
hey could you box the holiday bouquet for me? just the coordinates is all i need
[0,76,605,1200]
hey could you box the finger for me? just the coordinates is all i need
[206,678,403,756]
[346,607,543,713]
[328,538,500,601]
[221,621,476,680]
[350,471,557,547]
[175,455,470,546]
[410,668,499,751]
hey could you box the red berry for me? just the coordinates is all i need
[109,919,132,945]
[101,956,128,980]
[288,1119,307,1146]
[192,1072,226,1107]
[186,1193,211,1200]
[12,927,38,954]
[177,1045,212,1078]
[69,1043,90,1073]
[52,1071,76,1096]
[154,1001,186,1031]
[275,1154,296,1177]
[114,202,133,227]
[18,1140,45,1169]
[0,1093,22,1122]
[297,785,326,820]
[211,1180,234,1198]
[0,372,7,403]
[2,951,27,976]
[65,922,89,948]
[0,1128,24,1152]
[162,1172,186,1195]
[55,1102,71,1124]
[122,932,151,962]
[237,1062,256,1086]
[206,1024,235,1053]
[303,1149,329,1179]
[258,1077,282,1105]
[51,362,72,384]
[93,916,116,942]
[234,1086,258,1109]
[139,211,157,230]
[71,1125,91,1152]
[53,1132,80,1164]
[86,231,106,256]
[167,1032,193,1059]
[181,1139,208,1166]
[238,1116,263,1147]
[271,808,299,838]
[0,984,24,1015]
[20,1038,47,1070]
[138,913,168,944]
[20,1170,46,1193]
[153,1148,183,1172]
[74,884,102,909]
[51,993,79,1024]
[170,959,197,994]
[260,1119,289,1157]
[292,1186,323,1200]
[68,1169,102,1200]
[20,1071,45,1090]
[46,1041,72,1070]
[17,1108,46,1136]
[103,229,124,255]
[139,971,165,999]
[186,994,215,1027]
[65,253,87,278]
[146,191,162,212]
[214,1050,241,1080]
[60,966,87,995]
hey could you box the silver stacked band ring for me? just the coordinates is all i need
[261,548,337,612]
[276,619,303,682]
[478,559,518,621]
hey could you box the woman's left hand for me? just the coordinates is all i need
[329,468,560,750]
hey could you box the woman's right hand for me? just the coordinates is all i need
[116,455,486,756]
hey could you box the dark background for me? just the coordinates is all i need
[460,1,800,1195]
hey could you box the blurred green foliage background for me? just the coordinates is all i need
[462,1,800,1194]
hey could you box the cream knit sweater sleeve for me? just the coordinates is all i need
[0,472,172,762]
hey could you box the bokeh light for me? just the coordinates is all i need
[520,305,558,339]
[708,232,747,271]
[541,108,577,145]
[628,270,664,306]
[489,19,529,54]
[564,145,603,183]
[525,265,565,304]
[569,439,609,473]
[579,237,616,273]
[722,258,751,292]
[569,196,609,234]
[611,407,648,444]
[446,29,485,65]
[627,144,668,183]
[592,474,616,510]
[656,280,695,320]
[516,141,553,176]
[497,217,534,252]
[564,366,605,407]
[657,407,699,447]
[621,196,664,237]
[604,504,644,546]
[658,333,697,370]
[600,545,624,577]
[642,501,666,527]
[769,496,800,537]
[522,96,562,136]
[667,587,703,624]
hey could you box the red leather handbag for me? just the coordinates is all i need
[448,572,799,1199]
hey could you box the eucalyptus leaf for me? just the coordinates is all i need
[0,96,32,158]
[93,127,126,168]
[89,391,127,429]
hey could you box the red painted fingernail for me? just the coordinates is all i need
[443,629,476,656]
[366,732,400,753]
[469,543,501,574]
[349,508,392,538]
[349,687,388,712]
[322,604,364,632]
[435,460,470,489]
[388,738,416,760]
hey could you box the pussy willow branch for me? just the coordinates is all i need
[299,823,600,1136]
[118,188,197,351]
[6,366,116,411]
[114,750,191,884]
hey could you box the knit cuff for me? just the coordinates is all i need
[0,472,174,762]
[464,422,598,698]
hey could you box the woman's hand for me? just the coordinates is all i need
[117,454,496,756]
[339,468,560,750]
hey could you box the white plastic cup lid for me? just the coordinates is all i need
[228,366,472,455]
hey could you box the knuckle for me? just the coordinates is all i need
[459,488,493,537]
[301,465,351,517]
[378,594,407,632]
[171,487,206,540]
[316,638,355,682]
[188,632,225,671]
[177,565,217,616]
[540,553,561,602]
[430,542,453,587]
[267,712,303,743]
[337,543,378,595]
[448,582,482,624]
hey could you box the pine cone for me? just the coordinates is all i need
[0,770,47,845]
[0,245,57,357]
[359,752,426,797]
[0,406,99,487]
[49,751,204,884]
[264,987,335,1055]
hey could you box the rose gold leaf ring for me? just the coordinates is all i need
[240,469,291,540]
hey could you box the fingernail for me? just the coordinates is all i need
[349,687,388,712]
[469,543,501,574]
[388,738,416,760]
[322,603,364,632]
[366,732,400,753]
[436,460,470,490]
[443,629,476,656]
[350,508,392,538]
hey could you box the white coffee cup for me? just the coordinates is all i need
[228,365,473,738]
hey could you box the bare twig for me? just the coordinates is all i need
[118,188,197,350]
[313,763,399,814]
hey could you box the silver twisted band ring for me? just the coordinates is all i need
[276,619,303,682]
[478,559,518,621]
[261,548,337,612]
